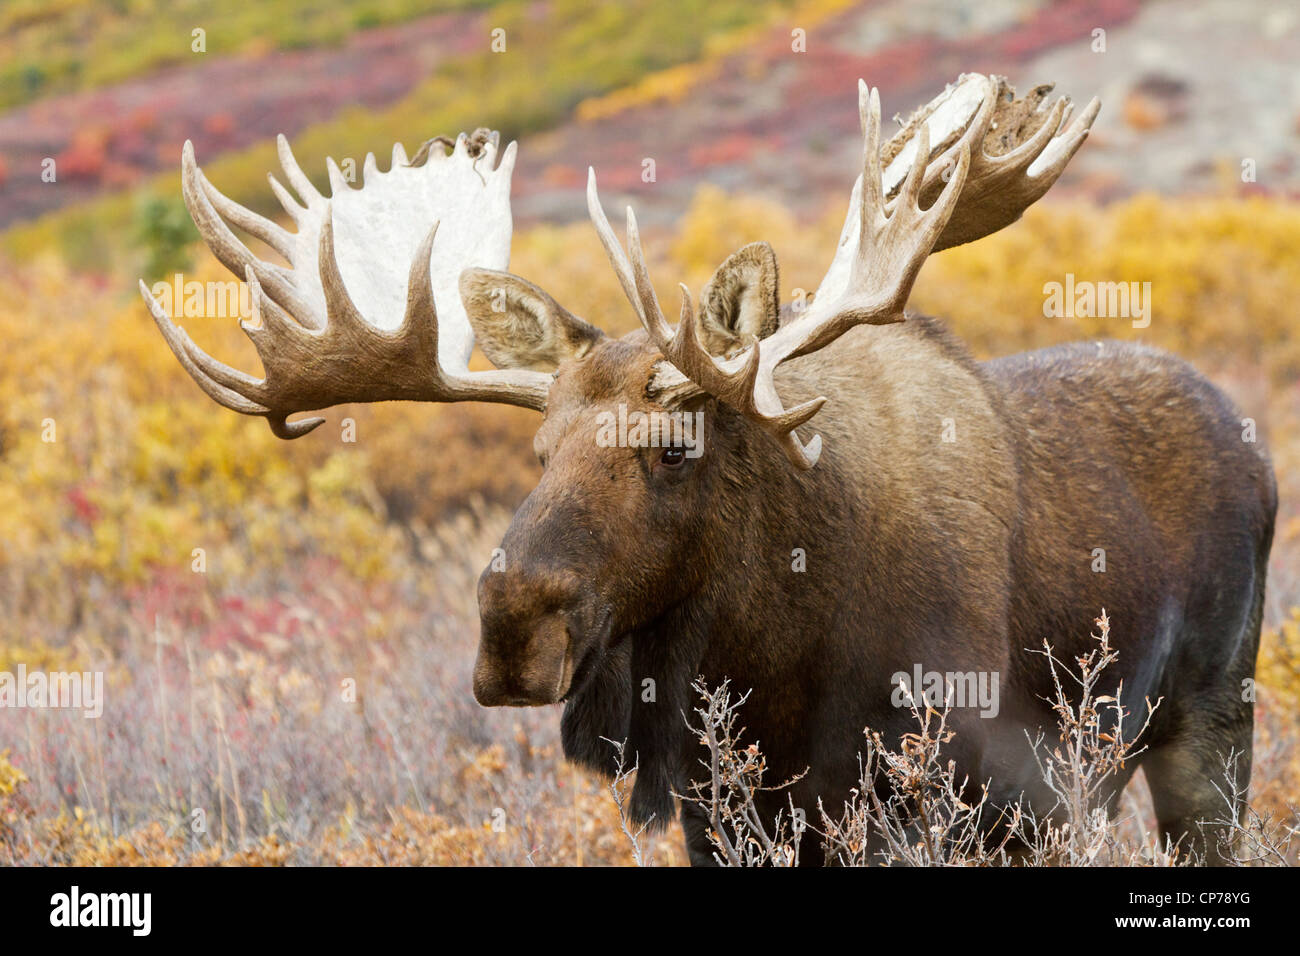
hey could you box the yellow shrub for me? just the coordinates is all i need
[1259,607,1300,704]
[0,751,26,799]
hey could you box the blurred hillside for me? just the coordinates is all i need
[4,0,1299,263]
[0,0,1297,865]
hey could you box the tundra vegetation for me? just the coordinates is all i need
[1,5,1298,863]
[1,186,1298,865]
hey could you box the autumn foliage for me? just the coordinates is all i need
[1,188,1298,864]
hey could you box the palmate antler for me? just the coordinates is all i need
[589,74,1099,469]
[813,74,1100,315]
[140,132,551,438]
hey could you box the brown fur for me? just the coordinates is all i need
[472,308,1276,865]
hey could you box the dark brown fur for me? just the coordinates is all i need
[474,312,1276,865]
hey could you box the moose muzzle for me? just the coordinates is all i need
[475,555,614,707]
[472,610,575,707]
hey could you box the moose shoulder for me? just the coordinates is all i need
[146,73,1276,865]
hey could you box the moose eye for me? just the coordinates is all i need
[659,447,686,468]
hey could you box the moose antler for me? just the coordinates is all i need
[811,74,1099,315]
[590,74,1098,469]
[141,132,551,437]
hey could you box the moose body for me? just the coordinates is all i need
[149,73,1275,864]
[482,314,1275,865]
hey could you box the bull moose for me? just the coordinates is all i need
[144,74,1277,865]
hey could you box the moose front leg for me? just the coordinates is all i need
[680,800,720,866]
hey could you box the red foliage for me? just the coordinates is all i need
[688,133,758,168]
[64,484,100,525]
[55,128,110,181]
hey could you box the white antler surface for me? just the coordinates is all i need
[187,131,513,365]
[143,130,550,437]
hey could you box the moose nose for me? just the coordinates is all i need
[472,610,573,707]
[475,547,590,707]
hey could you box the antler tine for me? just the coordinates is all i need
[140,279,271,417]
[193,163,296,261]
[408,223,551,407]
[857,82,884,246]
[1030,94,1100,181]
[239,265,304,345]
[850,82,925,297]
[181,140,323,330]
[276,133,324,209]
[402,221,441,337]
[266,172,307,226]
[586,168,644,323]
[326,157,350,195]
[895,105,931,215]
[316,201,370,335]
[669,285,707,371]
[667,281,760,413]
[623,205,675,346]
[996,95,1068,172]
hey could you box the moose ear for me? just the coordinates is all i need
[460,269,605,371]
[698,241,781,357]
